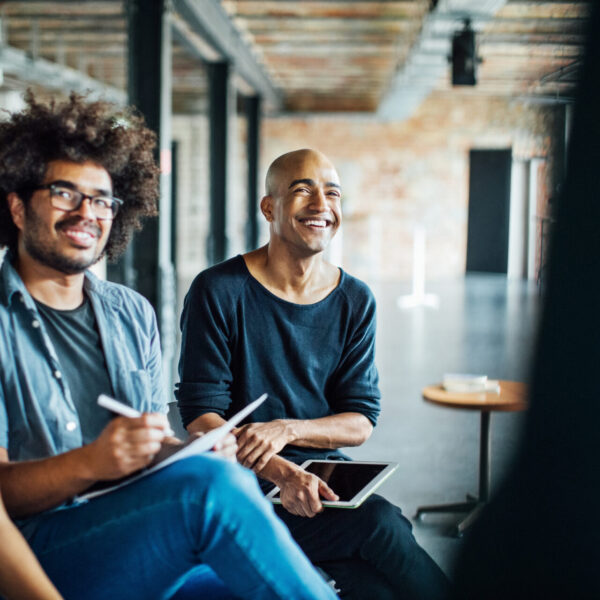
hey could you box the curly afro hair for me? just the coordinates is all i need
[0,90,159,261]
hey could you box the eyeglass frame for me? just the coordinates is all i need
[27,182,124,220]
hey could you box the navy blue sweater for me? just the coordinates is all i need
[176,255,381,464]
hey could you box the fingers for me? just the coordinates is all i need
[280,474,325,518]
[214,432,237,449]
[92,414,171,479]
[252,448,276,473]
[212,433,238,462]
[235,432,263,467]
[235,423,287,471]
[286,490,322,518]
[130,413,172,436]
[106,420,163,462]
[236,441,277,471]
[318,479,339,502]
[109,416,167,446]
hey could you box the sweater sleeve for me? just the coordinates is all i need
[175,272,235,427]
[328,284,381,426]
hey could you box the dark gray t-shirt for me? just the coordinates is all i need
[35,296,113,444]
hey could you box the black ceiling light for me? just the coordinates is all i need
[451,19,481,86]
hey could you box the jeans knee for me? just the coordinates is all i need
[159,455,263,509]
[205,457,262,501]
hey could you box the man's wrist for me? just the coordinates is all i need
[261,455,300,489]
[280,419,299,445]
[72,443,101,483]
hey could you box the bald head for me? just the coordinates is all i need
[265,149,339,197]
[259,148,342,254]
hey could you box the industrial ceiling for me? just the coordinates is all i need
[0,0,591,116]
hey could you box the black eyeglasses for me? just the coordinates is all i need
[33,183,123,220]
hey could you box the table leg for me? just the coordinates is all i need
[415,410,493,537]
[479,411,491,502]
[456,502,486,536]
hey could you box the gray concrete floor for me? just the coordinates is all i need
[344,274,541,579]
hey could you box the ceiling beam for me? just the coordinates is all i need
[0,43,126,105]
[170,0,282,109]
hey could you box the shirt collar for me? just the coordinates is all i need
[0,252,31,308]
[0,253,121,309]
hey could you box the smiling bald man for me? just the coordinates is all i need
[177,148,450,599]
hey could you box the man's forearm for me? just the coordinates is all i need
[2,413,174,518]
[188,411,372,448]
[0,446,97,518]
[187,412,228,434]
[187,411,373,487]
[280,412,373,449]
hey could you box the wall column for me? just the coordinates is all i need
[118,0,176,364]
[245,95,261,250]
[207,61,230,265]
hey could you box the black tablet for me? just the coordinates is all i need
[266,460,398,509]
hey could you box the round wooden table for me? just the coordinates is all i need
[415,380,527,536]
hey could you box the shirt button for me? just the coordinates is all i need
[54,370,62,379]
[32,320,40,328]
[66,421,77,432]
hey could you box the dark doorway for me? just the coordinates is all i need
[466,149,512,273]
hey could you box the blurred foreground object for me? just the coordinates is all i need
[453,3,600,598]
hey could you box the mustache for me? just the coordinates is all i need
[55,216,102,238]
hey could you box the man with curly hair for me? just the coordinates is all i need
[0,93,337,600]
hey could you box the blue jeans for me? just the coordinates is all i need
[19,455,337,600]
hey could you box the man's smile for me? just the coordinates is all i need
[57,221,101,248]
[297,216,335,229]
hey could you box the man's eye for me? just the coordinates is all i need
[93,197,111,210]
[54,188,74,200]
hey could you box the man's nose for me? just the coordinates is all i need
[73,197,97,220]
[309,188,328,210]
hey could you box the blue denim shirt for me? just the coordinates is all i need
[0,256,167,461]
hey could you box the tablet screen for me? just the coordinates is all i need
[270,461,388,502]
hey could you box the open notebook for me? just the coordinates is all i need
[77,393,267,501]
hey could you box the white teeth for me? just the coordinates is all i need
[302,219,328,227]
[66,230,93,241]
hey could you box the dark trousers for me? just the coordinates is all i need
[275,494,450,600]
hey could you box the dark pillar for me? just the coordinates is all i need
[170,141,179,268]
[123,0,176,366]
[207,62,229,265]
[121,0,162,308]
[245,95,261,251]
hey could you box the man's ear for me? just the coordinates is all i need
[260,195,274,222]
[6,192,25,232]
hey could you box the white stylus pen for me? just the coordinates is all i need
[98,394,175,436]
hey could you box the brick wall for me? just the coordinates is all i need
[260,92,565,284]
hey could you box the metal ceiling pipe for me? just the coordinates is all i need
[378,0,508,121]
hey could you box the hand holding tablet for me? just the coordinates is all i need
[267,460,398,509]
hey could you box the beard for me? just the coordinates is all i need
[22,207,105,275]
